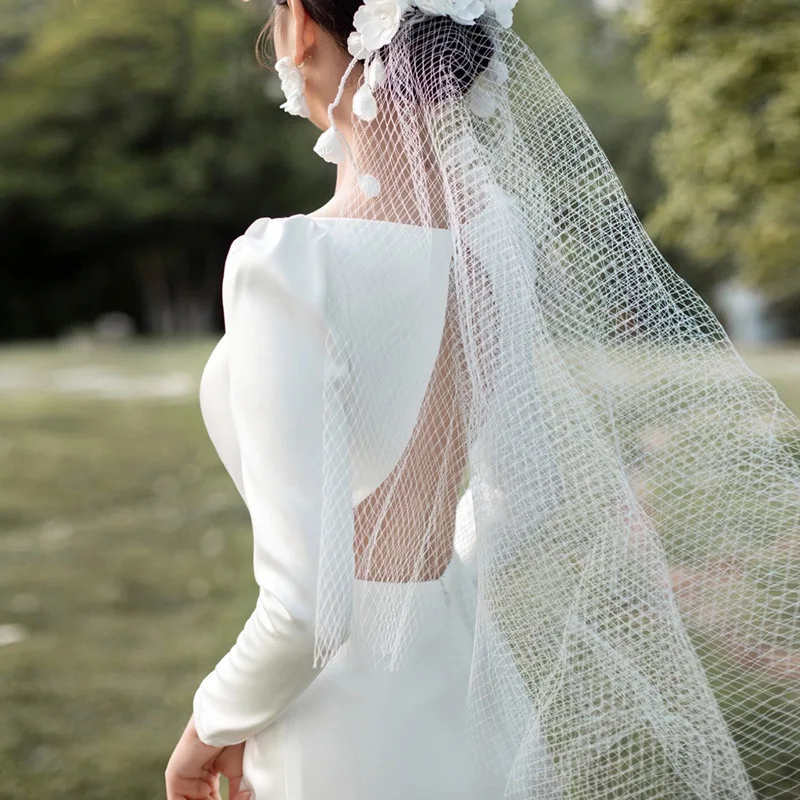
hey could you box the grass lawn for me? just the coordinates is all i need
[0,338,253,799]
[0,338,798,799]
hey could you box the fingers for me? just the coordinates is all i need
[227,776,252,800]
[165,717,226,800]
[164,743,251,800]
[164,771,214,800]
[220,744,252,800]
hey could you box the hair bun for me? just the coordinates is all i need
[383,13,496,105]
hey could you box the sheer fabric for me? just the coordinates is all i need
[192,15,800,800]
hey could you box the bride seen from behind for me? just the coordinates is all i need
[166,1,800,799]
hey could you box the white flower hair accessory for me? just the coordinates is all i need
[484,0,518,29]
[415,0,485,25]
[467,53,510,117]
[348,0,411,58]
[275,56,310,119]
[308,0,518,198]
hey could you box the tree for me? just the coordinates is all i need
[0,0,330,335]
[636,0,800,302]
[0,0,706,339]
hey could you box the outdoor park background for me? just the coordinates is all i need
[0,0,798,798]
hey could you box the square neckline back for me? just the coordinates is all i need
[290,212,452,235]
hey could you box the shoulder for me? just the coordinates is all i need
[222,215,330,322]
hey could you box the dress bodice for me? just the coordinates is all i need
[199,215,454,509]
[192,214,455,747]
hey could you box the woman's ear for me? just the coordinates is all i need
[287,0,316,66]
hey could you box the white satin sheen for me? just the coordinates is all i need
[193,215,499,798]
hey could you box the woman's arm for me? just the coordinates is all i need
[192,217,346,747]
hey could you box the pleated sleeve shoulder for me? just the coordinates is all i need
[192,216,341,747]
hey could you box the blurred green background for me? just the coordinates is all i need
[0,0,798,798]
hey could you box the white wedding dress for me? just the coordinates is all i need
[192,214,517,800]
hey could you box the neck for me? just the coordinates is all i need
[319,83,443,225]
[332,93,359,195]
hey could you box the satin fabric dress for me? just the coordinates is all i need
[192,215,505,799]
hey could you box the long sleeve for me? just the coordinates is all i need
[192,217,344,748]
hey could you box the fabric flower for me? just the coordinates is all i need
[280,91,309,117]
[467,55,508,117]
[484,56,509,85]
[347,32,369,59]
[353,0,410,54]
[366,53,387,89]
[484,0,517,28]
[353,83,379,122]
[275,56,310,118]
[313,127,346,164]
[358,174,381,198]
[414,0,485,25]
[467,79,497,118]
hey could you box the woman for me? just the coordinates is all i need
[166,1,799,799]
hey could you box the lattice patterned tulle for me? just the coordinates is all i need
[310,14,799,800]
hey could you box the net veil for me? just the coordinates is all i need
[303,9,799,799]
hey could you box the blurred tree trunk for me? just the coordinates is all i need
[135,249,217,335]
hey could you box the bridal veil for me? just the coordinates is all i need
[283,3,798,797]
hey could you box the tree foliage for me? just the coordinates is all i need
[0,0,329,335]
[636,0,800,301]
[519,0,665,217]
[0,0,711,337]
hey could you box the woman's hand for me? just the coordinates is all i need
[165,714,252,800]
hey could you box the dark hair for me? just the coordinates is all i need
[264,0,495,104]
